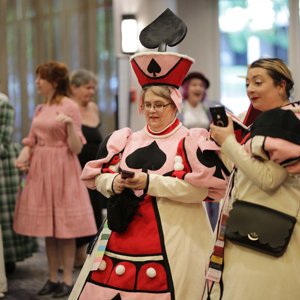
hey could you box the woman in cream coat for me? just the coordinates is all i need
[206,58,300,299]
[207,59,300,300]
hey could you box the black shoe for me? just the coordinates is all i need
[52,282,73,298]
[5,262,16,275]
[38,280,60,296]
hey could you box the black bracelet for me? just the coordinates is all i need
[111,174,118,194]
[144,173,150,194]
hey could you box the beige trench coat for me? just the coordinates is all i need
[208,135,300,300]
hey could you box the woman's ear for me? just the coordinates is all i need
[279,80,287,98]
[70,84,77,94]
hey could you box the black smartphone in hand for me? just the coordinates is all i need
[120,169,135,179]
[209,105,228,127]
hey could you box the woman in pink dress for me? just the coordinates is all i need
[14,61,97,298]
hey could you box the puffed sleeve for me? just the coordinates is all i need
[22,104,43,147]
[172,128,230,201]
[81,127,132,189]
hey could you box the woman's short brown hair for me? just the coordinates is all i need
[36,61,70,103]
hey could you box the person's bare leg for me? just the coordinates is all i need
[75,243,87,267]
[45,237,59,283]
[61,238,75,285]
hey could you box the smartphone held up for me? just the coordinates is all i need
[209,105,228,127]
[119,168,135,179]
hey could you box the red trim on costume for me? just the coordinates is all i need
[240,132,251,145]
[172,138,191,178]
[147,118,180,136]
[110,155,121,165]
[235,129,244,143]
[171,170,186,179]
[101,154,121,174]
[101,167,116,174]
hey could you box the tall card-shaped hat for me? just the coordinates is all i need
[130,9,194,110]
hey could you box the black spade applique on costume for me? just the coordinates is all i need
[125,141,167,173]
[250,108,300,144]
[196,148,230,180]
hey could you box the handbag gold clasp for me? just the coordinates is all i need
[248,232,259,241]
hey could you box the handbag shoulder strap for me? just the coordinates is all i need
[206,169,235,284]
[295,199,300,218]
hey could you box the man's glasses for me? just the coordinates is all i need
[142,102,172,112]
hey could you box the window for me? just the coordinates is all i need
[219,0,289,116]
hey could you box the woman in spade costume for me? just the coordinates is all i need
[70,9,229,300]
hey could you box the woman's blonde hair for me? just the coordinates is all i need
[141,86,174,104]
[249,58,294,98]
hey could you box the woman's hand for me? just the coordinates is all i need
[112,172,148,194]
[15,160,30,172]
[112,174,125,194]
[123,172,148,190]
[210,117,235,146]
[15,146,31,172]
[56,112,83,154]
[56,113,73,124]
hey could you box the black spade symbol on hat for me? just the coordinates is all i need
[147,58,161,77]
[139,8,187,51]
[125,141,166,173]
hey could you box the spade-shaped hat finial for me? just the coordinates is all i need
[139,8,187,52]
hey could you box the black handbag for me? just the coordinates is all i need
[225,200,297,257]
[107,188,142,233]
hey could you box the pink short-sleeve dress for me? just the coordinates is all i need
[14,97,97,238]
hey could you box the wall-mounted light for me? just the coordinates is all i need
[121,14,138,54]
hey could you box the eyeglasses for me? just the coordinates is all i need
[142,102,172,112]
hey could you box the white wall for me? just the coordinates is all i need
[178,0,220,103]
